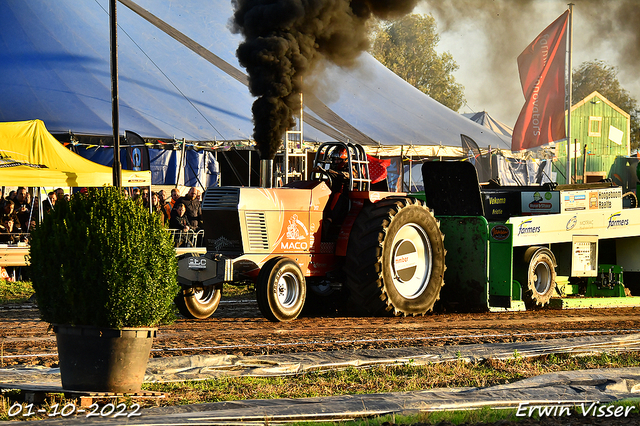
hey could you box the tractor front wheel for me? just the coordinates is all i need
[176,285,222,319]
[256,257,306,322]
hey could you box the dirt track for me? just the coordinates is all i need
[2,295,640,368]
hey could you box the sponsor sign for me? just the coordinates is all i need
[486,194,508,218]
[562,191,588,212]
[490,225,511,241]
[517,218,541,236]
[597,187,623,210]
[280,213,310,252]
[561,187,622,213]
[210,236,241,252]
[188,257,207,270]
[482,190,520,220]
[521,191,560,214]
[607,212,630,229]
[393,240,418,282]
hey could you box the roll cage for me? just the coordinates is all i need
[312,142,371,191]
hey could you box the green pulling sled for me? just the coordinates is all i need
[414,161,640,312]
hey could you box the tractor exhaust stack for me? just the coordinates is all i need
[260,159,273,188]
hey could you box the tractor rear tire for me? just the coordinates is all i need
[175,285,222,319]
[345,197,446,316]
[517,246,556,308]
[256,257,306,322]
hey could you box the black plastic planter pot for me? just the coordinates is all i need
[54,325,156,392]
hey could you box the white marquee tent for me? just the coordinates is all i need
[0,0,512,154]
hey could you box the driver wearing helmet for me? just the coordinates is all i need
[313,146,350,191]
[312,146,352,240]
[331,146,348,168]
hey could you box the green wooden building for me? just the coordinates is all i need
[554,91,631,187]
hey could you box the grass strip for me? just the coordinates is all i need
[0,280,33,304]
[140,351,640,403]
[0,281,252,305]
[5,351,639,422]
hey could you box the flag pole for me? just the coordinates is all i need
[566,3,574,184]
[110,0,122,188]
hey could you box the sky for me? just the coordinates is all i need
[414,0,640,127]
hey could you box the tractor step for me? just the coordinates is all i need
[488,300,526,312]
[549,296,640,309]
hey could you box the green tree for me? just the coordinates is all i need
[370,14,465,112]
[573,60,639,150]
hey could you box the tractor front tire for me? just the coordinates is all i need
[256,257,307,322]
[176,285,222,319]
[345,197,446,316]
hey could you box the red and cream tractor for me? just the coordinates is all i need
[175,142,446,321]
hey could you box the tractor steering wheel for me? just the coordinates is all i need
[315,167,333,189]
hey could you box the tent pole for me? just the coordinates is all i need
[110,0,122,188]
[38,187,42,224]
[399,145,404,192]
[215,150,220,186]
[408,155,413,191]
[176,139,186,187]
[582,144,587,183]
[489,145,492,179]
[185,154,205,191]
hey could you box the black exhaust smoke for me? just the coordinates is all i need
[231,0,420,160]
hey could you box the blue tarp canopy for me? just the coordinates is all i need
[76,146,218,187]
[0,0,511,150]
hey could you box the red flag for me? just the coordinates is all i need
[366,154,390,184]
[512,10,569,151]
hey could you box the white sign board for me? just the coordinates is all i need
[571,235,598,277]
[569,142,582,157]
[608,125,624,145]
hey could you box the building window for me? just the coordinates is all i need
[588,116,602,137]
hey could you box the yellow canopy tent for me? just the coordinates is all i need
[0,120,151,187]
[0,163,86,188]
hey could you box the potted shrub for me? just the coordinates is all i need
[29,186,178,392]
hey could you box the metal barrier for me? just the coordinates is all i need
[0,233,30,245]
[0,231,206,248]
[0,231,207,268]
[167,229,204,248]
[0,231,205,248]
[0,235,31,267]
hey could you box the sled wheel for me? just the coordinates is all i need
[176,285,221,319]
[518,246,556,308]
[345,197,446,316]
[256,257,306,322]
